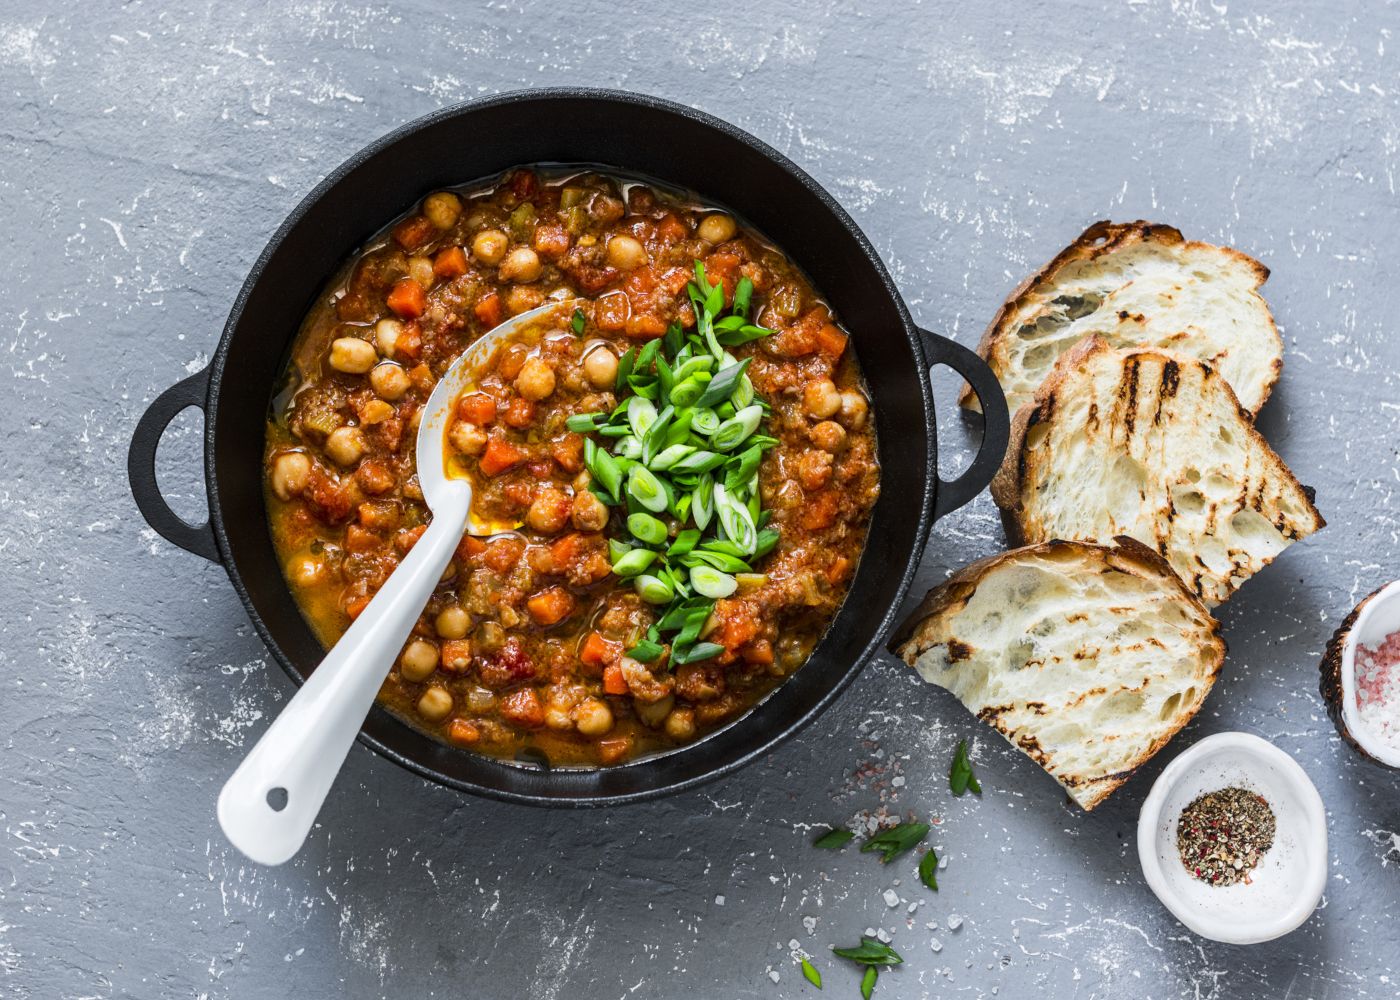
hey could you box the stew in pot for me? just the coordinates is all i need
[264,168,879,765]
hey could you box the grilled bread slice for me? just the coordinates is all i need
[893,537,1225,811]
[991,338,1324,606]
[961,221,1282,417]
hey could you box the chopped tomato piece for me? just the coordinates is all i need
[386,278,427,319]
[800,490,839,530]
[356,500,399,531]
[440,640,473,672]
[657,212,689,244]
[502,396,536,428]
[395,323,423,361]
[531,222,570,259]
[474,291,503,328]
[479,437,525,476]
[815,324,848,358]
[457,392,497,426]
[527,586,575,626]
[344,524,380,553]
[625,313,667,339]
[432,245,469,279]
[593,291,629,332]
[355,460,395,496]
[392,215,435,251]
[483,537,524,574]
[550,433,584,473]
[499,688,546,728]
[602,663,628,696]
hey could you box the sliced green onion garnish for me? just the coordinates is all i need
[667,529,701,557]
[615,346,637,392]
[615,435,643,461]
[695,358,751,409]
[626,512,667,546]
[651,444,696,471]
[692,472,715,531]
[626,464,669,513]
[571,308,586,335]
[626,638,665,662]
[585,440,623,499]
[691,408,721,435]
[608,538,633,562]
[627,397,658,438]
[732,275,753,318]
[690,565,738,599]
[714,483,758,553]
[710,404,763,451]
[566,412,602,432]
[611,548,657,577]
[634,574,674,605]
[673,641,724,665]
[753,527,780,559]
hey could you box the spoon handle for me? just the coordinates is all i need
[217,489,471,865]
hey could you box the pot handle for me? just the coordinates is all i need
[127,367,221,563]
[918,328,1009,520]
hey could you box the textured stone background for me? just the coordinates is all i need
[3,1,1399,997]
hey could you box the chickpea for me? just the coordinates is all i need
[422,191,462,230]
[498,343,529,379]
[545,706,574,731]
[374,318,403,358]
[582,346,618,389]
[270,452,311,500]
[838,389,869,429]
[400,640,439,682]
[515,356,556,401]
[369,361,411,401]
[324,426,366,466]
[285,553,324,587]
[810,420,847,453]
[574,698,615,737]
[802,378,841,419]
[329,337,378,374]
[605,234,648,271]
[471,228,509,265]
[526,487,571,535]
[664,706,697,740]
[570,490,609,532]
[417,685,453,722]
[499,246,542,282]
[407,255,435,290]
[505,285,545,315]
[448,421,487,456]
[435,605,470,639]
[697,213,737,244]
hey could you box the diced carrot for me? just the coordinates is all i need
[526,586,575,626]
[660,266,692,295]
[479,437,525,476]
[396,524,427,553]
[433,245,469,279]
[580,632,621,668]
[457,392,497,426]
[550,532,588,568]
[657,212,688,244]
[502,396,536,429]
[354,459,395,495]
[551,433,584,473]
[531,222,571,259]
[624,266,658,295]
[602,663,628,695]
[344,524,380,553]
[474,290,503,329]
[406,362,433,392]
[455,534,487,561]
[357,500,399,531]
[386,278,426,319]
[483,537,525,574]
[395,322,423,361]
[826,555,852,585]
[815,324,848,359]
[392,215,435,251]
[440,640,473,672]
[446,718,480,746]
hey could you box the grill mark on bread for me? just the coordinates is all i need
[946,639,973,663]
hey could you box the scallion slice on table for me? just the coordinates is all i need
[860,822,930,864]
[566,260,778,665]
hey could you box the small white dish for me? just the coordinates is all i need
[1137,732,1327,944]
[1336,579,1400,768]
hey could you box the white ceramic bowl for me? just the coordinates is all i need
[1337,579,1400,768]
[1137,732,1327,944]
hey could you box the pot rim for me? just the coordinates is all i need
[197,88,942,806]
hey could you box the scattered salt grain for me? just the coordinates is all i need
[892,776,905,787]
[907,901,920,914]
[947,914,963,931]
[802,916,817,935]
[864,927,878,937]
[875,928,892,943]
[930,938,943,953]
[789,939,801,951]
[768,970,780,984]
[715,895,725,906]
[883,889,900,908]
[939,856,948,869]
[925,920,937,930]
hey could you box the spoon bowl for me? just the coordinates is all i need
[218,299,577,865]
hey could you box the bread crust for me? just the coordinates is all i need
[892,537,1226,810]
[991,337,1324,605]
[960,220,1281,414]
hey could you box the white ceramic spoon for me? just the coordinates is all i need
[218,299,578,865]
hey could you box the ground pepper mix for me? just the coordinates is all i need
[1176,786,1276,886]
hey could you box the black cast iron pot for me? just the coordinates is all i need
[128,89,1009,806]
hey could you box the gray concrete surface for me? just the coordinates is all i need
[3,1,1399,997]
